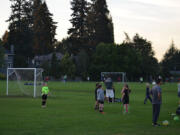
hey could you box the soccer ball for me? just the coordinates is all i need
[162,120,169,126]
[152,81,156,85]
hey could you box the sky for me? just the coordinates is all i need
[0,0,180,61]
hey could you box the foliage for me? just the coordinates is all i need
[128,33,159,79]
[50,52,61,79]
[68,0,88,53]
[6,0,57,67]
[40,61,51,77]
[90,0,114,45]
[60,53,76,78]
[0,39,5,68]
[68,0,114,55]
[33,1,57,55]
[89,43,142,80]
[56,37,78,55]
[1,31,9,45]
[7,0,33,67]
[161,41,180,77]
[75,49,90,79]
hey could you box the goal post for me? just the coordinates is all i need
[6,68,43,98]
[101,72,126,82]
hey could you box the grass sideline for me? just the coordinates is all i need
[0,81,180,135]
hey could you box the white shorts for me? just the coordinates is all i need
[106,89,114,98]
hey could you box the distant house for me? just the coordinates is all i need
[33,52,64,67]
[4,46,14,68]
[0,45,14,74]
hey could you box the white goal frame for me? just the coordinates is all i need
[101,72,126,82]
[6,68,43,98]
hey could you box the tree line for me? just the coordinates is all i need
[0,0,180,81]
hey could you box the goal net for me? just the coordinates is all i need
[101,72,127,82]
[7,68,43,97]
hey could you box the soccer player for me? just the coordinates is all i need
[140,77,143,83]
[144,83,152,104]
[97,84,105,113]
[121,84,131,114]
[64,75,67,83]
[41,82,50,108]
[94,82,100,110]
[151,79,162,126]
[44,76,49,82]
[178,80,180,105]
[104,77,114,103]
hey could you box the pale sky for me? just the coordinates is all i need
[0,0,180,61]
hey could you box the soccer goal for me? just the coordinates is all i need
[101,72,127,82]
[6,68,43,98]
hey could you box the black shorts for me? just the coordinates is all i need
[98,100,104,104]
[42,94,47,100]
[123,97,129,104]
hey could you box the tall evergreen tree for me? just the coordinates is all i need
[131,34,159,79]
[33,0,57,55]
[161,41,180,77]
[132,34,154,57]
[7,0,33,67]
[90,0,114,45]
[68,0,89,54]
[0,39,5,68]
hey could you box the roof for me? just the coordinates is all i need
[170,71,180,75]
[34,52,63,61]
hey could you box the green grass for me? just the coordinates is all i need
[0,81,180,135]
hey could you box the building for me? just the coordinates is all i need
[0,45,14,74]
[4,46,14,68]
[33,52,64,67]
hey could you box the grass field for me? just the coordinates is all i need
[0,81,180,135]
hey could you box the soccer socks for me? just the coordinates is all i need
[99,107,103,112]
[123,105,126,113]
[42,101,46,106]
[99,105,104,113]
[123,104,129,113]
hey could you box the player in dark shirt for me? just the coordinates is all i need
[121,84,131,114]
[151,79,162,126]
[144,83,152,104]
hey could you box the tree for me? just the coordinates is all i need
[33,1,57,55]
[132,34,154,57]
[90,0,114,45]
[68,0,89,54]
[51,53,61,79]
[60,53,76,78]
[7,0,33,67]
[161,41,180,77]
[1,31,9,46]
[89,43,141,80]
[0,39,5,68]
[76,49,89,79]
[131,34,159,79]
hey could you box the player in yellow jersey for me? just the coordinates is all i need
[41,82,50,108]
